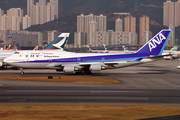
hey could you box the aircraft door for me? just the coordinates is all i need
[48,57,52,63]
[39,51,43,57]
[26,55,29,63]
[77,57,81,63]
[101,57,105,62]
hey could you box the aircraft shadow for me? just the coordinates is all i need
[139,115,180,120]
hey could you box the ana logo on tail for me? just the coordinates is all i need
[148,33,166,52]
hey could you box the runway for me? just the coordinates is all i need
[0,86,180,105]
[0,60,180,105]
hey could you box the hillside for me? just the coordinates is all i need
[2,0,180,44]
[0,0,165,23]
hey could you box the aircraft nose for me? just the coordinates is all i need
[3,58,9,64]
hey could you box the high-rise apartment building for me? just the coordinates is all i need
[47,3,55,22]
[77,14,107,33]
[7,8,23,23]
[50,0,58,19]
[142,31,153,45]
[47,3,51,22]
[115,18,123,32]
[92,31,109,47]
[139,16,150,45]
[163,0,180,27]
[175,0,180,26]
[85,14,97,33]
[0,9,4,30]
[77,14,85,32]
[39,0,46,5]
[28,0,58,25]
[89,20,97,45]
[74,32,87,48]
[90,31,137,47]
[164,0,175,26]
[23,15,31,29]
[77,14,107,46]
[166,24,175,46]
[27,0,34,25]
[12,15,20,31]
[48,30,60,44]
[0,8,4,16]
[124,16,136,33]
[32,2,40,25]
[0,8,23,31]
[97,14,107,31]
[0,15,8,30]
[27,0,34,16]
[40,5,47,24]
[163,0,178,47]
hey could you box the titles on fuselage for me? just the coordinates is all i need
[44,55,59,58]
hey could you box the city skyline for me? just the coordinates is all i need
[0,0,179,48]
[0,0,58,31]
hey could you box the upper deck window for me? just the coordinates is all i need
[14,52,20,54]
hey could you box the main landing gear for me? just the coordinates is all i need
[75,68,92,75]
[20,68,24,75]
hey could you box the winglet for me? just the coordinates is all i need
[136,29,171,56]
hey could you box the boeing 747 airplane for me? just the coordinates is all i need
[163,45,180,60]
[4,30,171,74]
[0,33,70,67]
[88,44,109,53]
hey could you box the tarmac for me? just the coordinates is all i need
[0,59,180,105]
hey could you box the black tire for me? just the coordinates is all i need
[20,71,24,75]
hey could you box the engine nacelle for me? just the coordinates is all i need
[63,66,75,73]
[0,62,3,67]
[90,64,102,71]
[56,68,63,72]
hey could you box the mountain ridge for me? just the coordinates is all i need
[1,0,180,44]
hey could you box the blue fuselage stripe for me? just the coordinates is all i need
[17,53,149,63]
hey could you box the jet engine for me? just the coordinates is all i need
[63,66,75,73]
[56,68,63,72]
[0,62,3,67]
[90,64,102,71]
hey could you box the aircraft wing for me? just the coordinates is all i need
[79,60,136,66]
[146,54,171,59]
[46,63,63,68]
[79,62,102,66]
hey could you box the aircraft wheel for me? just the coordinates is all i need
[84,71,92,75]
[20,71,24,75]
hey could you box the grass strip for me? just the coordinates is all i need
[0,105,180,120]
[0,76,120,84]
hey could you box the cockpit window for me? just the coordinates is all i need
[14,52,20,54]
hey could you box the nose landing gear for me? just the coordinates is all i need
[20,68,24,75]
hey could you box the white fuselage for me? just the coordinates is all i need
[4,50,150,70]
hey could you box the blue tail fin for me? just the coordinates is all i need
[44,33,70,50]
[136,29,171,56]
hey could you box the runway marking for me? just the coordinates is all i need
[90,91,144,93]
[6,90,144,93]
[6,90,88,93]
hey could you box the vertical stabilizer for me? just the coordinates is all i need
[170,45,179,51]
[44,33,70,50]
[136,30,171,56]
